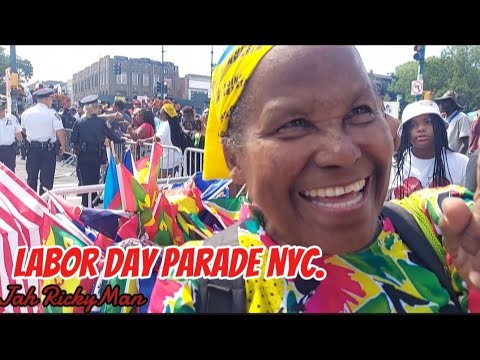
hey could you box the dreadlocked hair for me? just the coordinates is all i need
[392,114,453,199]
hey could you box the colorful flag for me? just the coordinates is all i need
[49,192,130,240]
[41,212,99,313]
[204,196,249,222]
[135,156,150,184]
[116,162,138,212]
[165,186,204,214]
[104,153,119,209]
[146,142,163,202]
[114,214,141,243]
[0,163,46,313]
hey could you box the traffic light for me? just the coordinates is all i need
[156,81,161,93]
[118,63,122,74]
[413,45,425,62]
[164,83,168,94]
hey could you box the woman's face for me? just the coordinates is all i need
[133,111,143,125]
[409,114,435,151]
[224,46,393,254]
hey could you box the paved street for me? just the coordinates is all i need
[14,154,82,205]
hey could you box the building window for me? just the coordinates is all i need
[153,75,159,87]
[121,72,127,85]
[143,74,149,87]
[132,73,138,86]
[116,74,121,84]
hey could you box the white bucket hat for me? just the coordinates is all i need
[398,100,449,138]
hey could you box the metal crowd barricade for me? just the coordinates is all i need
[123,140,183,179]
[48,141,203,208]
[61,128,76,167]
[182,147,205,176]
[42,177,191,208]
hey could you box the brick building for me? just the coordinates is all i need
[72,56,180,102]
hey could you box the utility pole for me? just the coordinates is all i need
[413,45,426,102]
[160,46,165,99]
[210,45,214,79]
[9,45,18,114]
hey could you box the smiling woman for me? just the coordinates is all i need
[148,45,480,314]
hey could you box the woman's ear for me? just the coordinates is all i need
[222,138,246,184]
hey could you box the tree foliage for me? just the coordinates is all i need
[0,46,34,95]
[387,45,480,113]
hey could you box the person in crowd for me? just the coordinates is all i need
[61,106,77,130]
[148,45,480,313]
[70,94,125,207]
[468,111,480,156]
[389,100,468,200]
[110,99,132,134]
[124,107,155,142]
[0,100,24,172]
[21,88,66,195]
[139,103,182,177]
[181,106,196,135]
[435,90,471,155]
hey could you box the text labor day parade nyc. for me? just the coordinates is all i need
[2,245,327,311]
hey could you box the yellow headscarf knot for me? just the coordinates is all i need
[203,45,274,180]
[161,103,177,118]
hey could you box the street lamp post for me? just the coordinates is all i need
[10,45,18,114]
[160,46,165,99]
[211,46,214,79]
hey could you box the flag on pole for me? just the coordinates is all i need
[104,151,119,209]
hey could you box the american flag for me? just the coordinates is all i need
[0,163,46,313]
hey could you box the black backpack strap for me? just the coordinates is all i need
[381,202,462,311]
[196,223,246,313]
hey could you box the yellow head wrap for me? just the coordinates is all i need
[161,103,177,118]
[203,45,274,180]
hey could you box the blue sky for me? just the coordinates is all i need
[1,45,447,84]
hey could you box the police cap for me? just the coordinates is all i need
[34,88,54,98]
[80,94,99,106]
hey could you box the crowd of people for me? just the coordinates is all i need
[0,86,208,202]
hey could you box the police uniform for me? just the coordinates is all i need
[71,94,125,207]
[0,101,22,172]
[21,88,64,194]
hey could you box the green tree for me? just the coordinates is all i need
[387,61,418,109]
[439,46,480,112]
[387,45,480,113]
[0,46,34,94]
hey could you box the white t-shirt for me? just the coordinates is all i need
[389,149,468,200]
[155,120,182,170]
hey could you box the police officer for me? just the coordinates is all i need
[0,100,23,172]
[21,88,67,195]
[71,94,125,207]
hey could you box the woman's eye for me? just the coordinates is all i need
[279,118,312,131]
[347,105,375,124]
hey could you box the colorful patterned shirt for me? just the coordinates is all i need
[148,185,474,313]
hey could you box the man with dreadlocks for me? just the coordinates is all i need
[389,100,468,200]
